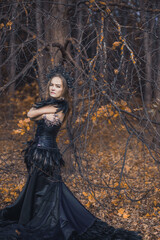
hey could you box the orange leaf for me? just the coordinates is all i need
[0,23,4,29]
[145,213,150,217]
[99,1,106,5]
[118,208,125,215]
[82,192,88,197]
[123,213,130,219]
[114,69,119,74]
[4,198,12,202]
[86,202,91,208]
[112,41,122,50]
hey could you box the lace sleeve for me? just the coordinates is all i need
[42,113,62,127]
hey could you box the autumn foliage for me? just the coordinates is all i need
[0,0,160,239]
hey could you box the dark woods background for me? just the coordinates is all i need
[0,1,160,238]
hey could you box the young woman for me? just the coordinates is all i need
[0,66,142,240]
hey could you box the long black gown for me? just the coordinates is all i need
[0,98,143,240]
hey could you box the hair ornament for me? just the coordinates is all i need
[46,65,75,89]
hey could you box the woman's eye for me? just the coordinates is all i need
[49,84,61,88]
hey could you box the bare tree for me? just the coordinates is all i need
[0,0,160,206]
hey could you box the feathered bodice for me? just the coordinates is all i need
[22,97,69,177]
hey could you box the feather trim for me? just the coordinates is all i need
[21,140,65,176]
[32,97,69,115]
[0,218,142,240]
[69,218,142,240]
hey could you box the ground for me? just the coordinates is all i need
[0,115,159,240]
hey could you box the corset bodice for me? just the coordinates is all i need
[22,116,65,176]
[34,118,61,149]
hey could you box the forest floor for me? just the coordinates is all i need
[0,115,160,240]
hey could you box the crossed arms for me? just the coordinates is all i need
[27,106,64,122]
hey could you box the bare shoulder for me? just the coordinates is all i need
[56,111,65,122]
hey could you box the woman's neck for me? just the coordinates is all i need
[49,96,64,100]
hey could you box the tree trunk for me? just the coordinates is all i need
[103,16,108,78]
[8,3,17,119]
[0,6,3,88]
[154,1,160,146]
[0,42,2,88]
[155,3,160,102]
[36,0,71,97]
[141,4,152,105]
[36,0,45,98]
[50,0,70,65]
[43,0,52,74]
[72,5,83,123]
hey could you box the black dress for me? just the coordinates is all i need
[0,98,142,240]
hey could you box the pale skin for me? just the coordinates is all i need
[27,77,65,122]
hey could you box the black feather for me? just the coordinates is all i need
[32,97,69,115]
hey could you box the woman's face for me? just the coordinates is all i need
[49,76,64,99]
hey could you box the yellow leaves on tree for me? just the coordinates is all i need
[99,1,106,6]
[86,0,111,15]
[119,100,131,112]
[91,74,97,81]
[6,20,13,30]
[0,20,13,30]
[0,23,4,29]
[75,110,90,124]
[130,51,136,64]
[64,140,70,144]
[13,118,31,135]
[106,7,111,14]
[114,69,119,75]
[112,41,122,50]
[75,98,133,127]
[11,81,39,135]
[91,105,118,125]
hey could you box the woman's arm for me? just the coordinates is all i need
[27,105,58,119]
[29,115,44,121]
[44,111,65,123]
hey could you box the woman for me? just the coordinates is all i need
[0,66,142,240]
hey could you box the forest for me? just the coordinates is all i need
[0,0,160,239]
